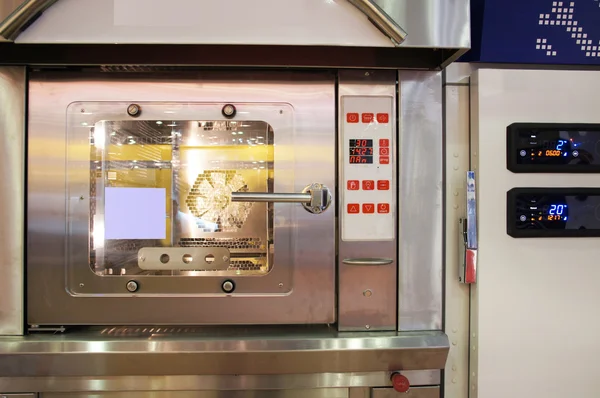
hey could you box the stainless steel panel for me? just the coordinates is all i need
[338,70,397,331]
[27,70,335,325]
[398,71,444,331]
[0,371,440,393]
[41,391,348,398]
[0,330,450,377]
[372,387,439,398]
[0,67,25,336]
[375,0,471,49]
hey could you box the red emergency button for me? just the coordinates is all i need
[362,180,374,190]
[347,203,360,214]
[377,180,390,190]
[362,203,375,214]
[377,113,389,123]
[377,203,390,214]
[391,373,410,393]
[346,113,359,123]
[362,113,374,123]
[347,180,359,190]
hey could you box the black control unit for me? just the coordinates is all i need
[507,188,600,238]
[507,123,600,173]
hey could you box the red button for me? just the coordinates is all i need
[379,147,390,156]
[362,203,375,214]
[376,113,389,123]
[362,113,374,123]
[347,180,359,190]
[379,139,390,147]
[377,203,390,214]
[347,203,360,214]
[362,180,374,190]
[346,113,359,123]
[391,373,410,393]
[380,156,390,164]
[377,180,390,190]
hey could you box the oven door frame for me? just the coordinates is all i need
[27,70,336,325]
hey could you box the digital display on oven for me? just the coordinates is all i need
[349,139,373,164]
[507,188,600,237]
[507,123,600,172]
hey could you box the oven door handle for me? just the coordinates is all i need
[342,258,394,266]
[231,183,332,214]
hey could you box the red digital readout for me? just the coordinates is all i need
[350,147,374,156]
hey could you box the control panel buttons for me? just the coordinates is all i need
[377,203,390,214]
[377,180,390,190]
[362,180,374,190]
[347,180,359,190]
[362,113,374,123]
[346,113,359,123]
[379,139,390,147]
[377,113,389,124]
[362,203,375,214]
[379,156,390,165]
[347,203,360,214]
[379,147,390,156]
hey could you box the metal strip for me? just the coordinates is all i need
[0,67,25,336]
[0,0,57,41]
[347,0,407,46]
[0,371,440,392]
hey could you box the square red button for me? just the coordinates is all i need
[380,156,390,164]
[346,113,359,123]
[379,147,390,156]
[347,203,360,214]
[377,203,390,214]
[362,180,374,190]
[362,203,375,214]
[377,113,389,123]
[362,113,374,123]
[347,180,359,190]
[377,180,390,190]
[379,138,390,147]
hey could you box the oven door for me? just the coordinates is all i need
[27,71,336,325]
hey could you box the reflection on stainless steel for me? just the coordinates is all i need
[137,247,231,271]
[27,71,336,325]
[0,371,440,393]
[0,330,449,377]
[347,0,407,46]
[0,0,56,41]
[338,70,397,332]
[0,67,25,336]
[41,390,351,398]
[342,259,394,266]
[372,387,440,398]
[398,71,443,331]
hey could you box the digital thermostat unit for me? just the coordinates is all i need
[507,188,600,238]
[506,123,600,173]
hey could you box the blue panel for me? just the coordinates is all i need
[461,0,600,65]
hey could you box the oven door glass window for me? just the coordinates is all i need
[66,103,295,296]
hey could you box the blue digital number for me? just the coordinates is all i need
[549,204,567,216]
[556,140,568,150]
[549,204,556,215]
[557,205,565,215]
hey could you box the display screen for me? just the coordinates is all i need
[349,139,373,164]
[507,123,600,172]
[507,188,600,237]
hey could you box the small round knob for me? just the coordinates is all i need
[222,280,235,293]
[391,372,410,393]
[126,280,139,293]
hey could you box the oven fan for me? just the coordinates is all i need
[186,170,253,232]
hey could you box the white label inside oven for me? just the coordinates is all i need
[341,95,395,241]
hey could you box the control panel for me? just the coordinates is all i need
[341,96,394,241]
[507,123,600,173]
[507,188,600,237]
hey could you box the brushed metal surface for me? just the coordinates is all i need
[374,0,470,50]
[0,0,56,41]
[397,71,444,331]
[347,0,407,45]
[372,387,440,398]
[0,330,449,377]
[337,70,397,331]
[27,70,336,325]
[137,247,231,271]
[0,67,25,336]
[40,391,348,398]
[0,370,440,392]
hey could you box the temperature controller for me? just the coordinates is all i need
[507,188,600,238]
[506,123,600,173]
